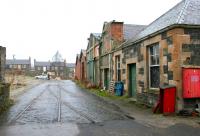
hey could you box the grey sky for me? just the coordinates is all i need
[0,0,181,63]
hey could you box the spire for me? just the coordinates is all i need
[52,51,64,62]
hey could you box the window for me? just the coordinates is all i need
[149,44,160,88]
[13,65,17,69]
[17,65,21,69]
[115,55,121,81]
[22,65,27,68]
[38,67,41,70]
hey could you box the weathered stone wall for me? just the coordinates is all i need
[75,57,81,80]
[182,28,200,66]
[122,43,142,92]
[0,46,6,82]
[120,28,194,109]
[94,58,100,86]
[0,47,10,113]
[0,83,10,113]
[112,50,122,81]
[80,56,87,81]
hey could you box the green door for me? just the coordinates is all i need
[104,69,109,90]
[129,64,136,97]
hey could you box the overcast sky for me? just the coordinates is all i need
[0,0,181,63]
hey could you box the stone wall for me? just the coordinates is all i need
[0,46,10,113]
[0,46,6,82]
[120,28,193,109]
[0,83,10,113]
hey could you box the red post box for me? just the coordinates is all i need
[159,85,176,115]
[183,68,200,98]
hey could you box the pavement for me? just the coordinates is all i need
[87,89,200,128]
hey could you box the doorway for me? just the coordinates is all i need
[104,68,109,90]
[129,64,136,97]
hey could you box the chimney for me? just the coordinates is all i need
[110,21,124,42]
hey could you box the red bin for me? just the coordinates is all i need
[159,85,176,115]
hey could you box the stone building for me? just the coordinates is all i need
[117,0,200,111]
[80,49,87,82]
[50,51,67,79]
[66,63,75,79]
[99,21,146,90]
[34,59,51,74]
[75,54,81,80]
[74,0,200,112]
[75,50,87,82]
[50,61,66,78]
[86,33,101,86]
[6,57,31,73]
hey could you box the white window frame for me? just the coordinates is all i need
[149,44,160,89]
[115,55,121,81]
[22,65,27,68]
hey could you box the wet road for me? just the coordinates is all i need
[0,80,200,136]
[0,80,125,125]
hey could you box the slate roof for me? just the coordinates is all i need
[6,59,30,65]
[126,0,200,45]
[123,24,146,40]
[76,54,80,64]
[34,61,51,67]
[81,49,86,57]
[51,62,66,67]
[66,63,75,68]
[92,33,101,39]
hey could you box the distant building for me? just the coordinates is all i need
[34,51,67,79]
[75,54,81,80]
[75,50,87,82]
[34,59,51,74]
[86,33,101,86]
[50,61,66,78]
[80,50,87,82]
[6,57,31,73]
[66,63,75,79]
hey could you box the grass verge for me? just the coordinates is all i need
[74,80,129,100]
[0,99,14,114]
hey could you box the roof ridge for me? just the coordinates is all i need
[124,24,146,26]
[176,0,191,23]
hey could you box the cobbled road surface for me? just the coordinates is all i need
[0,80,199,136]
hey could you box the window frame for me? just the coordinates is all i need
[149,43,160,89]
[115,55,121,81]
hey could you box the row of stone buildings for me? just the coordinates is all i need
[6,52,75,79]
[75,0,200,112]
